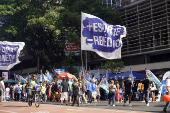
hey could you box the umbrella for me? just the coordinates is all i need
[58,73,75,79]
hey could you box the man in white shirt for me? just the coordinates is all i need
[163,77,170,112]
[0,77,5,102]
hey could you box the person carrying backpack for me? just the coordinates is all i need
[78,79,87,104]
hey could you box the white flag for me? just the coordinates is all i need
[81,12,126,59]
[0,41,25,70]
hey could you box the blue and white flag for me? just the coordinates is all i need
[92,69,100,81]
[129,66,134,83]
[14,74,26,83]
[55,69,65,75]
[0,41,25,70]
[81,12,126,59]
[85,70,91,81]
[44,71,53,84]
[145,68,162,87]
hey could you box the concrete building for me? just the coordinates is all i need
[88,0,170,76]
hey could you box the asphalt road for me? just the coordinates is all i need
[0,100,168,113]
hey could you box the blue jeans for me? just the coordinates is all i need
[17,93,21,100]
[144,90,149,104]
[108,91,116,105]
[87,90,92,103]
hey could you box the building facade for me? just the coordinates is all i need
[88,0,170,75]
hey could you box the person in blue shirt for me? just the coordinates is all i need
[17,83,22,101]
[91,81,96,102]
[83,76,92,104]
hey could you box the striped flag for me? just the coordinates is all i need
[145,68,162,87]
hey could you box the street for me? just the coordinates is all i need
[0,101,167,113]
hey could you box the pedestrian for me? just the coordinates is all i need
[41,82,46,102]
[95,81,100,102]
[60,78,70,105]
[91,80,96,102]
[84,78,92,104]
[71,79,79,106]
[138,81,144,101]
[108,80,117,106]
[163,77,170,112]
[17,83,22,101]
[78,79,87,104]
[116,82,121,102]
[51,81,60,102]
[142,76,151,106]
[0,77,5,102]
[14,84,17,101]
[123,77,133,106]
[150,82,156,102]
[68,78,73,103]
[10,85,13,100]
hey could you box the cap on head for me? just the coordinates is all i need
[111,80,114,83]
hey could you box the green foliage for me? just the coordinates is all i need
[100,61,125,74]
[0,0,123,75]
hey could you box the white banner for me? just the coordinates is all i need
[0,41,25,70]
[81,12,126,59]
[2,72,8,80]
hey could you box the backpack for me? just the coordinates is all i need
[82,83,87,92]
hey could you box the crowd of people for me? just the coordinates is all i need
[0,72,162,108]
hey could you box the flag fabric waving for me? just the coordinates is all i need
[0,41,25,70]
[81,12,126,59]
[145,68,162,87]
[92,69,100,81]
[129,66,134,83]
[55,69,65,76]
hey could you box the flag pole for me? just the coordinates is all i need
[81,50,84,77]
[81,11,85,77]
[86,51,87,71]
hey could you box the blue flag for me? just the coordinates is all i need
[81,12,126,59]
[92,69,100,81]
[129,66,134,83]
[55,69,65,76]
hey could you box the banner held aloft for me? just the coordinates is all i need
[0,41,25,70]
[81,12,126,59]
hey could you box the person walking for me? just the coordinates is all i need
[84,78,92,104]
[91,80,96,102]
[0,77,5,102]
[71,79,79,106]
[142,76,151,106]
[52,81,60,102]
[95,81,100,102]
[41,82,46,102]
[68,79,73,103]
[78,79,87,104]
[123,77,133,106]
[150,82,156,102]
[60,78,70,105]
[108,80,117,106]
[116,82,121,102]
[163,77,170,112]
[17,83,22,101]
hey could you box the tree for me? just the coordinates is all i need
[100,61,125,74]
[0,0,123,73]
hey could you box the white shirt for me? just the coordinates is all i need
[166,79,170,92]
[0,80,5,89]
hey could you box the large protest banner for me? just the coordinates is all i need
[0,41,25,70]
[81,12,126,59]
